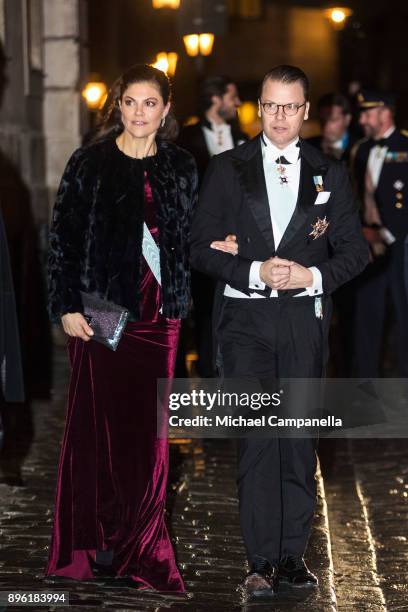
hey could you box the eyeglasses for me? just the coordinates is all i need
[259,101,306,116]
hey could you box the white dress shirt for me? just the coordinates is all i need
[224,133,323,298]
[366,126,395,189]
[365,126,396,245]
[202,121,234,156]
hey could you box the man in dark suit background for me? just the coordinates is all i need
[308,93,361,375]
[307,92,358,162]
[178,76,247,377]
[191,65,369,598]
[178,75,247,183]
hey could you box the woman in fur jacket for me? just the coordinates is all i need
[44,64,197,592]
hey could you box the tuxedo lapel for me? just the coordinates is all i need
[233,143,275,253]
[277,156,316,252]
[196,123,212,166]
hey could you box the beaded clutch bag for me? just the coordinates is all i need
[80,291,129,351]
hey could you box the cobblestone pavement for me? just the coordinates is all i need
[322,439,408,611]
[0,348,407,611]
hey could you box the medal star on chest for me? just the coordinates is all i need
[309,216,329,240]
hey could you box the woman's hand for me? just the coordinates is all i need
[61,313,94,341]
[210,234,238,256]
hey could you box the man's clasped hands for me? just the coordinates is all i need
[211,235,313,291]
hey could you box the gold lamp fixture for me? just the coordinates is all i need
[152,0,180,8]
[183,33,215,57]
[151,52,178,77]
[324,6,353,29]
[82,81,108,110]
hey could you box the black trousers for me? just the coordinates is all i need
[218,296,325,566]
[354,241,408,377]
[191,270,216,377]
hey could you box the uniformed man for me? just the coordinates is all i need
[351,90,408,377]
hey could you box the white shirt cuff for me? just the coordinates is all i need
[249,261,265,290]
[306,266,323,296]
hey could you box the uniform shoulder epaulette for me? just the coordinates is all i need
[400,129,408,138]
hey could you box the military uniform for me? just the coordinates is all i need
[351,91,408,376]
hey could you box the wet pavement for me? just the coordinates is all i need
[0,347,407,611]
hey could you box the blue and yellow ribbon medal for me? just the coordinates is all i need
[313,175,324,192]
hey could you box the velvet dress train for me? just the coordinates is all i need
[45,172,184,592]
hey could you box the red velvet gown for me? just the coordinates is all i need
[44,172,184,592]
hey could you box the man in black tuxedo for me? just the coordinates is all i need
[178,76,247,377]
[191,65,369,598]
[178,75,247,184]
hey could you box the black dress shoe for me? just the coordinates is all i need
[239,557,277,600]
[278,555,318,587]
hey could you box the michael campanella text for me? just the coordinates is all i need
[169,415,343,428]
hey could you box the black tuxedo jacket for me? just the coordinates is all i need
[178,119,248,184]
[190,134,369,334]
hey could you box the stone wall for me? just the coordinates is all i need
[0,0,88,229]
[43,0,89,219]
[0,0,47,226]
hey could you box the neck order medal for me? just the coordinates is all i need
[277,158,289,185]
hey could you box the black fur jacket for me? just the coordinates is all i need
[47,136,198,322]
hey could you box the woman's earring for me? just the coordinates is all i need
[161,117,166,127]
